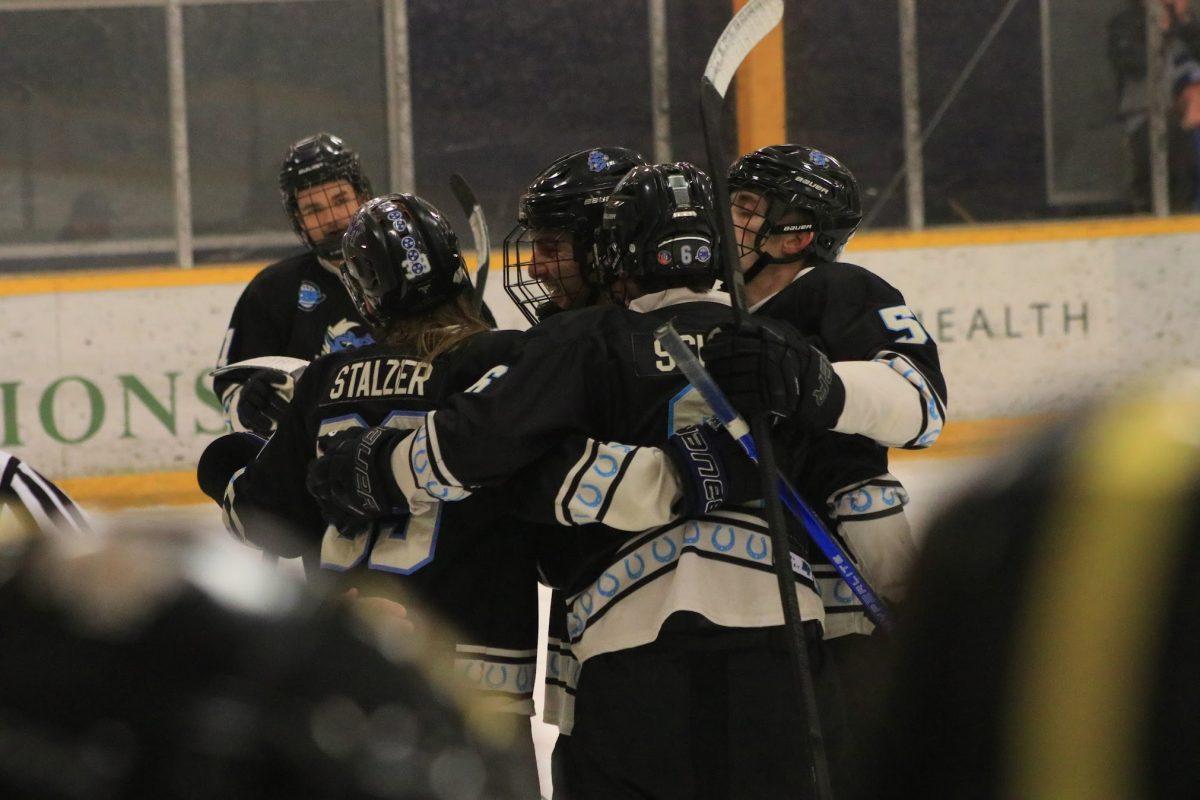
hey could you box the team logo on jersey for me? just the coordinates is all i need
[587,150,613,173]
[695,245,712,263]
[322,319,375,354]
[809,150,830,167]
[657,249,672,266]
[298,280,325,311]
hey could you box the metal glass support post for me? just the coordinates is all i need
[648,0,672,163]
[166,0,194,268]
[899,0,924,230]
[384,0,415,192]
[1145,0,1170,216]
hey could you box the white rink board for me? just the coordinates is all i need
[1,229,1198,479]
[852,230,1200,418]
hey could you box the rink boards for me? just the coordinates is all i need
[1,215,1197,506]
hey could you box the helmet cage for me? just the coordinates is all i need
[279,134,372,263]
[501,147,648,325]
[502,189,608,326]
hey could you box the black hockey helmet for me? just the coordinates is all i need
[728,144,862,270]
[503,146,647,325]
[340,193,472,327]
[279,132,373,263]
[595,162,720,293]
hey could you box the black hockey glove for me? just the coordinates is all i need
[196,432,266,503]
[306,427,411,531]
[665,421,762,518]
[701,319,846,432]
[236,369,292,436]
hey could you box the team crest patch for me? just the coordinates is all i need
[298,280,325,311]
[323,319,375,354]
[657,249,672,265]
[809,150,830,167]
[696,245,712,263]
[587,150,613,173]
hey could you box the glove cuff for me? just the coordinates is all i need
[806,349,846,430]
[665,425,730,518]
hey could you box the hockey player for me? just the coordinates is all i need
[214,132,376,436]
[309,163,838,798]
[503,146,647,325]
[701,144,948,754]
[501,145,648,779]
[197,193,541,793]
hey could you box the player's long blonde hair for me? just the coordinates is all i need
[379,291,490,362]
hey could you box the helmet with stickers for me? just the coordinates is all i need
[594,162,720,293]
[340,193,472,327]
[728,144,861,271]
[503,146,648,324]
[279,133,373,263]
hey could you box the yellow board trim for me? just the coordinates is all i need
[3,216,1198,298]
[0,250,496,299]
[848,212,1200,252]
[55,416,1034,510]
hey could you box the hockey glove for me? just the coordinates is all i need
[701,319,846,432]
[665,421,762,517]
[196,432,266,504]
[236,369,292,436]
[306,427,411,530]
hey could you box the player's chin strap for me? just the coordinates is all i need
[739,196,808,287]
[739,249,807,291]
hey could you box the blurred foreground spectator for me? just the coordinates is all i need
[0,520,537,799]
[856,370,1200,798]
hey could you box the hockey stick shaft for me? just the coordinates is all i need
[449,173,490,312]
[656,323,895,633]
[698,3,833,797]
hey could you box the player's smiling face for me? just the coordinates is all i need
[296,179,363,250]
[527,228,583,308]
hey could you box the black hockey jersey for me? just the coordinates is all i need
[214,251,374,425]
[388,288,826,665]
[220,330,539,714]
[756,261,947,634]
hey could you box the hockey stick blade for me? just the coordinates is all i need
[655,322,896,633]
[703,0,784,98]
[449,173,490,311]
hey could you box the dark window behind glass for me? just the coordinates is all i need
[918,0,1047,225]
[407,0,654,237]
[0,8,172,248]
[666,0,736,167]
[184,0,388,254]
[784,0,907,230]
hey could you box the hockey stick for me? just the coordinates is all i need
[699,3,834,798]
[449,173,490,312]
[655,322,895,632]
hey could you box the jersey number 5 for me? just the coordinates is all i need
[318,411,442,575]
[878,305,929,345]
